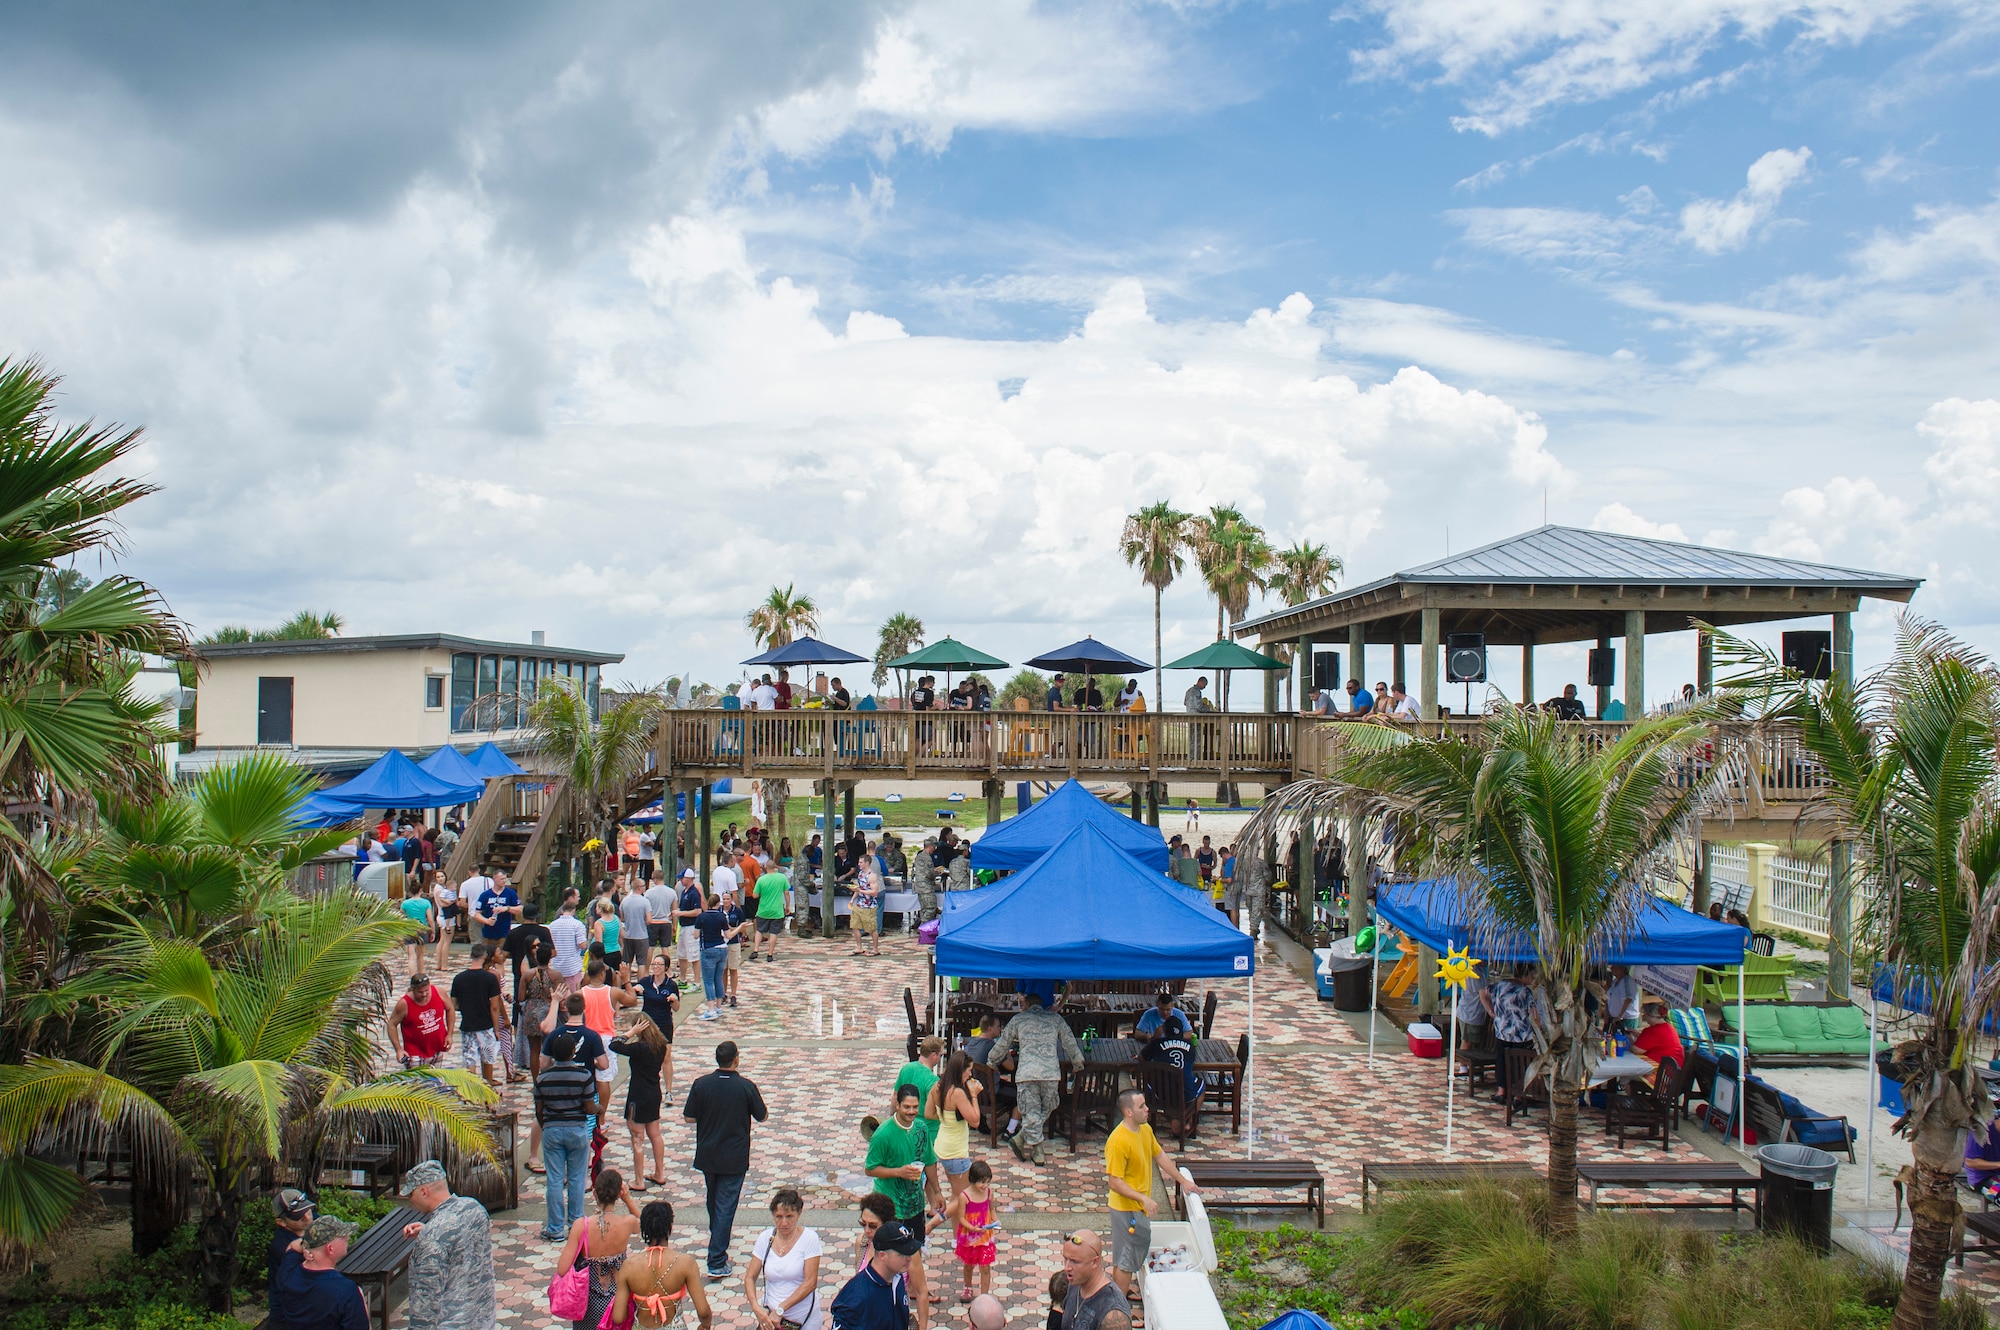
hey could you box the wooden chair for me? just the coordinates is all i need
[1606,1057,1685,1152]
[950,1002,997,1048]
[1500,1045,1550,1128]
[1749,932,1779,957]
[1200,990,1219,1041]
[1134,1062,1194,1151]
[1063,1067,1123,1153]
[971,1063,1010,1147]
[1457,1046,1499,1096]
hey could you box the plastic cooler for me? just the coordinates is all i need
[1142,1181,1226,1330]
[1408,1022,1444,1058]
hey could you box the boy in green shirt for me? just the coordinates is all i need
[892,1036,943,1114]
[751,870,789,962]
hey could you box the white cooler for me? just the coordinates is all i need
[1140,1177,1227,1330]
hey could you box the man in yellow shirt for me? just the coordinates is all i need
[1103,1088,1199,1300]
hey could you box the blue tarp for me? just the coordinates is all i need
[970,778,1168,872]
[1872,963,2000,1035]
[1375,878,1748,968]
[937,822,1255,980]
[465,742,526,778]
[315,749,483,811]
[289,792,362,829]
[418,745,489,793]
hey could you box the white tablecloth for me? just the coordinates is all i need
[1587,1054,1658,1086]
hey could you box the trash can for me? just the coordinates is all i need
[1332,963,1374,1011]
[1757,1143,1840,1253]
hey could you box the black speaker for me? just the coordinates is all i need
[1782,630,1834,681]
[1446,633,1486,684]
[1312,651,1341,690]
[1587,648,1616,687]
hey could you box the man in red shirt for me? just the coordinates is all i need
[1632,1002,1684,1070]
[389,973,455,1068]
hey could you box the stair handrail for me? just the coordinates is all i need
[444,776,512,882]
[511,776,572,903]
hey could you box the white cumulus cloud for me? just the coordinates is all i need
[1680,147,1813,253]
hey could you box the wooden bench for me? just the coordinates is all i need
[320,1144,403,1197]
[1576,1161,1761,1222]
[1360,1161,1540,1213]
[338,1204,419,1330]
[1172,1159,1326,1229]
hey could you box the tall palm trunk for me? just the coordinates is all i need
[1545,1045,1581,1238]
[197,1166,247,1312]
[131,1151,188,1256]
[1153,584,1163,715]
[1896,1139,1966,1328]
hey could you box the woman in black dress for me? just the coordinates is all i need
[609,1015,668,1188]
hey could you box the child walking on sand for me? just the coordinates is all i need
[949,1159,997,1303]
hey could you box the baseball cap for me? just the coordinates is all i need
[402,1159,448,1192]
[272,1188,314,1221]
[873,1220,922,1256]
[680,868,696,881]
[301,1216,357,1249]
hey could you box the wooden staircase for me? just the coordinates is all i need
[445,774,572,898]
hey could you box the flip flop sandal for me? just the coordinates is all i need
[526,1162,546,1174]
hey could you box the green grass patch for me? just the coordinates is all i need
[1211,1220,1422,1329]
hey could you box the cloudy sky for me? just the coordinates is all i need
[4,0,1997,704]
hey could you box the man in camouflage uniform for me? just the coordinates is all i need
[986,992,1083,1166]
[398,1160,494,1330]
[908,839,937,918]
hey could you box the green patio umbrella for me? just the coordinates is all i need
[1162,639,1287,713]
[882,636,1010,702]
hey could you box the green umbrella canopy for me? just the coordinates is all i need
[1161,640,1289,671]
[883,636,1009,671]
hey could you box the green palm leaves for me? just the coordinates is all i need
[746,584,820,649]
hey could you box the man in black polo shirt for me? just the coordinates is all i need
[830,1218,918,1330]
[682,1041,768,1280]
[501,902,553,1002]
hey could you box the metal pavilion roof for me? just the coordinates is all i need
[1234,524,1922,644]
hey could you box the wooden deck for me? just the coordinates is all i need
[650,710,1835,818]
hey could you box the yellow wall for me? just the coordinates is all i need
[195,647,473,748]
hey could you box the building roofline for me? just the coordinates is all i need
[186,633,624,665]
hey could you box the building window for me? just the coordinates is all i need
[425,677,444,710]
[499,657,519,728]
[586,663,600,719]
[451,654,476,732]
[478,654,498,703]
[521,657,539,705]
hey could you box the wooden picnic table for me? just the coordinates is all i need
[337,1204,419,1330]
[1079,1038,1245,1134]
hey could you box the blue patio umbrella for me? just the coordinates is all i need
[1256,1314,1335,1330]
[743,635,869,667]
[1023,636,1148,675]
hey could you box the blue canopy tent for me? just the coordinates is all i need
[970,778,1168,873]
[466,742,526,778]
[315,749,484,812]
[289,791,362,829]
[936,821,1260,1151]
[938,823,1253,980]
[1374,878,1749,967]
[1371,877,1753,1148]
[418,744,489,794]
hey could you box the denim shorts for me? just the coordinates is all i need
[939,1156,972,1177]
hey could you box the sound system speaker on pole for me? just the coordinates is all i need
[1446,633,1487,684]
[1587,648,1616,687]
[1312,651,1342,691]
[1782,630,1834,681]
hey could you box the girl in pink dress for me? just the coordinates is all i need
[949,1159,997,1303]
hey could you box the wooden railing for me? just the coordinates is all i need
[511,776,571,898]
[443,775,511,880]
[658,710,1297,782]
[1298,717,1830,810]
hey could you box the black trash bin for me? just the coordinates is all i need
[1331,962,1374,1012]
[1757,1143,1839,1253]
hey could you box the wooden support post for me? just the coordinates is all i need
[1348,623,1366,694]
[1146,781,1160,828]
[1521,642,1535,707]
[698,782,713,887]
[1392,638,1405,690]
[1263,666,1279,714]
[1624,609,1646,719]
[1347,814,1369,937]
[843,784,856,839]
[1297,633,1312,712]
[1130,784,1143,821]
[820,779,838,939]
[1828,610,1856,996]
[1419,608,1441,721]
[1692,842,1712,918]
[985,779,1003,830]
[1595,629,1612,721]
[1697,630,1713,696]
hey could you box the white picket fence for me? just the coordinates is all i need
[1765,854,1832,939]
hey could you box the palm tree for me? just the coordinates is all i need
[1711,618,1998,1330]
[199,609,344,644]
[1256,707,1719,1234]
[873,612,926,698]
[1120,503,1190,713]
[0,358,186,970]
[1191,508,1275,711]
[528,677,665,887]
[1270,541,1341,607]
[746,585,819,650]
[0,897,497,1309]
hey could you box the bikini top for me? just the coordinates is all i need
[628,1248,690,1323]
